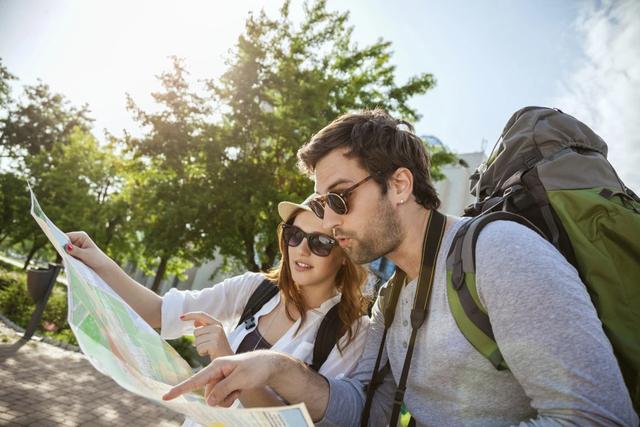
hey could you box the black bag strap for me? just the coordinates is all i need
[237,278,344,372]
[390,210,446,425]
[237,279,279,330]
[361,210,447,427]
[361,271,405,426]
[310,302,344,372]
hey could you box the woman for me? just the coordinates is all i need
[65,196,369,417]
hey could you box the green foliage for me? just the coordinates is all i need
[166,335,207,368]
[0,1,459,285]
[123,57,213,291]
[0,174,30,245]
[0,268,23,292]
[0,82,92,159]
[202,0,439,271]
[0,267,207,358]
[0,268,70,341]
[427,143,460,182]
[0,58,16,110]
[0,269,33,327]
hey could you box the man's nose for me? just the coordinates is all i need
[322,206,343,232]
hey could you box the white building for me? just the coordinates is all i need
[434,151,486,216]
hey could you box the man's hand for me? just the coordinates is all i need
[181,312,232,360]
[162,351,279,406]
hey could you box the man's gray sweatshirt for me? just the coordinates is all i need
[319,218,638,426]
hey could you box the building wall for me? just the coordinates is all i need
[434,151,486,216]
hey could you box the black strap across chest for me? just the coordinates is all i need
[237,279,343,372]
[361,210,447,427]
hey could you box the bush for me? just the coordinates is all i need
[167,335,208,368]
[42,285,70,332]
[0,266,203,364]
[0,271,34,327]
[0,268,23,291]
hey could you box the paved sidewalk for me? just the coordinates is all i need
[0,322,183,426]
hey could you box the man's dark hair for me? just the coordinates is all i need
[297,109,441,210]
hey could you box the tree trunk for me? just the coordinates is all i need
[150,255,169,293]
[243,236,260,272]
[23,241,43,269]
[262,240,278,272]
[103,215,122,249]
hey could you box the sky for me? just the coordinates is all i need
[0,0,638,190]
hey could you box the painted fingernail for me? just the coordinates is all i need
[179,315,185,320]
[66,244,73,252]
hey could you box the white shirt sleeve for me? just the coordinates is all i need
[160,271,265,340]
[319,315,371,379]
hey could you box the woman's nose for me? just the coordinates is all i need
[297,237,312,256]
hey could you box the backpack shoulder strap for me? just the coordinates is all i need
[237,280,346,372]
[446,211,544,370]
[309,302,343,372]
[360,270,405,427]
[237,279,279,329]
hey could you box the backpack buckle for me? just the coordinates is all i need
[244,316,256,330]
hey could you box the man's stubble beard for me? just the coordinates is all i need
[345,195,404,265]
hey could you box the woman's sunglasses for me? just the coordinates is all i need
[282,224,337,257]
[308,175,374,219]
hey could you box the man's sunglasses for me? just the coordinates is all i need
[282,224,337,257]
[308,175,374,219]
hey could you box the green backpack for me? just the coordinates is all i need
[447,106,640,411]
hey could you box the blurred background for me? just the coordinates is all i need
[0,0,638,314]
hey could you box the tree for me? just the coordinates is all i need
[13,127,126,268]
[123,57,214,292]
[0,173,29,245]
[0,58,15,112]
[0,81,92,161]
[201,0,451,271]
[0,81,107,266]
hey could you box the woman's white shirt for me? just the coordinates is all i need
[161,270,370,380]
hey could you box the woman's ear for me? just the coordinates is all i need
[388,167,414,206]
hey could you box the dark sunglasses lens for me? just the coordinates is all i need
[326,193,348,215]
[283,226,304,247]
[309,235,335,257]
[309,199,325,219]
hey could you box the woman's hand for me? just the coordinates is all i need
[181,312,233,360]
[65,231,115,273]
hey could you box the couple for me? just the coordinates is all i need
[69,110,637,426]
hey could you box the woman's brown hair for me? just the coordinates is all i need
[265,210,369,351]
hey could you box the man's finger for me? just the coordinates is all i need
[209,389,240,407]
[207,372,246,406]
[162,364,225,401]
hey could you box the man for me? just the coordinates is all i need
[164,110,637,426]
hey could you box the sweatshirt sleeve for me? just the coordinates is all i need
[475,220,638,427]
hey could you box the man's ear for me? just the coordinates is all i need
[388,167,414,205]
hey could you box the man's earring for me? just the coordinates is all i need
[399,199,405,205]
